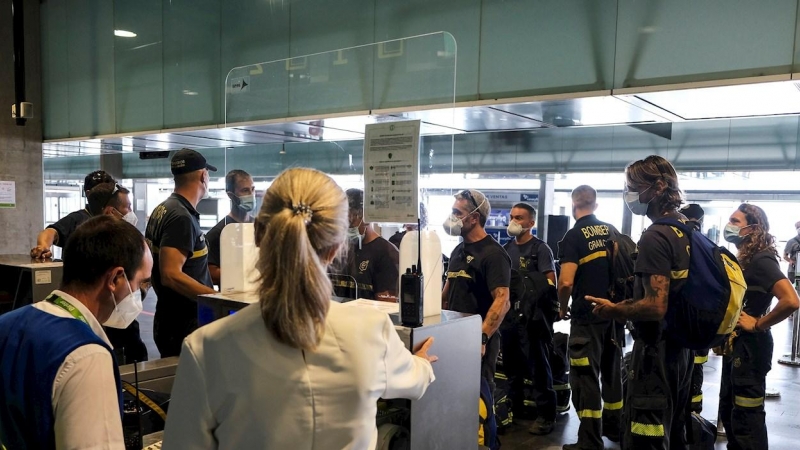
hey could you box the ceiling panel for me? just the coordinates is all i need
[389,107,548,132]
[492,96,671,127]
[627,80,800,120]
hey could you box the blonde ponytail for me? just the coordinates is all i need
[254,168,348,351]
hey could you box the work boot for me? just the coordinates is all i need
[528,416,555,435]
[556,389,571,413]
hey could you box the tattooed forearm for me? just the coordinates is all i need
[615,274,669,321]
[483,287,510,336]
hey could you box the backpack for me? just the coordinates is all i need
[605,228,637,303]
[479,377,501,450]
[508,269,558,329]
[652,218,746,350]
[687,412,717,450]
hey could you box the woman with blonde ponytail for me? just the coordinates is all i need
[719,203,799,449]
[163,167,436,450]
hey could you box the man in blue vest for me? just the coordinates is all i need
[0,215,153,449]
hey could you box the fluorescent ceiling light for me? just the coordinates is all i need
[114,30,137,38]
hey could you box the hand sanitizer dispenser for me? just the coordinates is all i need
[219,222,259,295]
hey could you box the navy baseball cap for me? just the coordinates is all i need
[171,148,218,175]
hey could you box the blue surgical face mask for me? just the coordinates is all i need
[723,223,752,245]
[237,194,256,212]
[623,184,653,216]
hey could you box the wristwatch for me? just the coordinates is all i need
[481,332,489,345]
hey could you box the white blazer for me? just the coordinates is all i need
[162,300,435,450]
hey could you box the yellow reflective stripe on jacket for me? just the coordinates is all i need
[190,246,209,259]
[553,383,571,391]
[149,244,208,260]
[631,422,665,437]
[670,269,688,279]
[447,270,473,279]
[578,409,602,419]
[694,354,709,364]
[734,395,764,408]
[570,357,590,367]
[604,400,624,411]
[692,394,703,403]
[579,250,607,265]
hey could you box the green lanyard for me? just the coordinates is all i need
[46,294,89,325]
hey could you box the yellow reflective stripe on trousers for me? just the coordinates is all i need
[692,394,703,403]
[570,357,590,367]
[553,383,571,391]
[604,400,624,411]
[579,250,607,265]
[670,269,688,279]
[578,409,602,419]
[694,354,709,364]
[631,422,665,437]
[734,395,764,408]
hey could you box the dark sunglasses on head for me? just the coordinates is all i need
[460,189,479,210]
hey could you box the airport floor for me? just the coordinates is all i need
[139,294,800,449]
[502,318,800,450]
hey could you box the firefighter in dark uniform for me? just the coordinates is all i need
[680,203,710,413]
[719,203,799,449]
[442,189,511,393]
[502,202,558,435]
[338,189,399,302]
[558,185,623,450]
[145,149,217,357]
[591,155,693,449]
[30,170,114,259]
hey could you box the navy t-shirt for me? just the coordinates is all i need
[145,194,213,325]
[345,237,400,300]
[504,237,556,274]
[558,215,614,324]
[47,208,91,247]
[446,235,511,319]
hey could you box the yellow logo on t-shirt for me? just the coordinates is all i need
[359,260,369,273]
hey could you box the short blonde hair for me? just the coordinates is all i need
[253,168,348,351]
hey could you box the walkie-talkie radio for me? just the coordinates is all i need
[401,264,424,327]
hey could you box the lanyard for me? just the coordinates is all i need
[46,294,89,325]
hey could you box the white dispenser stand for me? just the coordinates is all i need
[219,222,259,295]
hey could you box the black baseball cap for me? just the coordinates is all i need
[84,170,114,192]
[681,203,704,221]
[171,148,218,175]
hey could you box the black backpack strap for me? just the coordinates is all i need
[653,217,693,235]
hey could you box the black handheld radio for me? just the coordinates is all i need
[400,220,425,327]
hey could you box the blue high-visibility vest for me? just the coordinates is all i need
[0,305,122,449]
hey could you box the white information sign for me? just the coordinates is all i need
[0,181,15,209]
[363,120,420,223]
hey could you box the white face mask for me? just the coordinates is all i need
[443,195,486,237]
[122,211,138,227]
[624,185,653,216]
[201,173,211,200]
[442,214,464,236]
[104,272,143,329]
[507,221,529,237]
[347,218,364,249]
